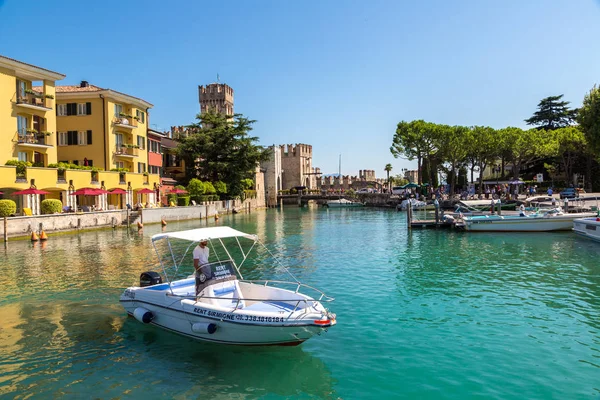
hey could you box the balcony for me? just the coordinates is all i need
[113,115,138,130]
[16,130,52,148]
[114,144,139,158]
[15,93,53,112]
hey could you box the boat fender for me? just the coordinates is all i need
[192,322,217,334]
[133,307,154,324]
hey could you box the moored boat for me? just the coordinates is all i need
[462,208,597,232]
[326,198,364,208]
[573,216,600,242]
[120,226,336,346]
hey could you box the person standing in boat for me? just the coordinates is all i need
[193,240,210,295]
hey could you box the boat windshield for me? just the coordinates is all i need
[151,226,302,293]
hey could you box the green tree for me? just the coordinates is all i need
[187,178,206,196]
[467,126,500,193]
[384,163,392,191]
[241,178,254,190]
[176,111,271,198]
[390,120,438,184]
[578,85,600,156]
[553,127,587,182]
[436,124,469,196]
[501,127,558,179]
[525,95,577,130]
[213,181,227,196]
[204,181,216,195]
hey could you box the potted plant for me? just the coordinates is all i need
[40,131,52,136]
[26,128,38,134]
[44,94,54,99]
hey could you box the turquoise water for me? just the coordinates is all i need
[0,208,599,399]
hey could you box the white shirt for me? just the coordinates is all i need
[193,245,209,266]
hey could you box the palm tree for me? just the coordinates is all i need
[384,163,393,192]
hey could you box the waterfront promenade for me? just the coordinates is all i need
[0,197,263,240]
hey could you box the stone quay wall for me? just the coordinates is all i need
[1,197,265,239]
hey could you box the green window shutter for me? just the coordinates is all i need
[87,130,92,145]
[86,102,92,115]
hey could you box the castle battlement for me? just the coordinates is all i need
[199,83,234,116]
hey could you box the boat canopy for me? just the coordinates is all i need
[151,227,257,243]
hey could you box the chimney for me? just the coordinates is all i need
[80,80,89,88]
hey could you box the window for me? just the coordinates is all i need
[17,80,26,98]
[115,133,123,147]
[74,103,91,115]
[57,104,67,116]
[137,135,145,150]
[136,109,145,123]
[115,161,125,169]
[58,132,68,146]
[148,139,161,153]
[137,162,146,174]
[17,115,27,134]
[114,103,122,117]
[150,165,160,174]
[18,152,27,162]
[78,131,87,145]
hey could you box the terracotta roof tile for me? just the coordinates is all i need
[55,84,105,93]
[52,83,152,107]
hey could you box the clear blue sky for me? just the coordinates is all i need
[1,0,599,177]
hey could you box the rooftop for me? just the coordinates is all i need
[0,54,65,81]
[48,81,153,108]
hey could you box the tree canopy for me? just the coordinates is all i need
[578,85,600,157]
[176,111,271,198]
[525,95,577,130]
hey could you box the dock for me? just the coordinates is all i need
[406,202,457,229]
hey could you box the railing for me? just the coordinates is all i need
[115,145,139,156]
[16,94,52,109]
[113,115,138,128]
[17,130,50,145]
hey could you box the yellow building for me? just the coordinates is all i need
[0,55,160,214]
[54,81,153,174]
[0,55,65,166]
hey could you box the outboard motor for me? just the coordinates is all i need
[140,271,162,287]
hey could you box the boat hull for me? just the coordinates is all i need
[326,201,363,208]
[464,213,597,232]
[573,217,600,242]
[120,283,334,346]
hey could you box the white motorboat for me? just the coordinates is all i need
[462,208,597,232]
[573,216,600,242]
[326,198,364,208]
[120,226,336,346]
[397,198,429,211]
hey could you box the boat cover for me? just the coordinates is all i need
[151,226,257,242]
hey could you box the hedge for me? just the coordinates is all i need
[177,196,190,206]
[41,199,63,214]
[167,194,178,206]
[0,200,16,217]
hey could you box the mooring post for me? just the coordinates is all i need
[407,205,412,229]
[434,198,440,225]
[3,216,7,242]
[497,202,502,216]
[126,208,130,228]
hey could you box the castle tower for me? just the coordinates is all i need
[198,83,234,115]
[280,144,315,190]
